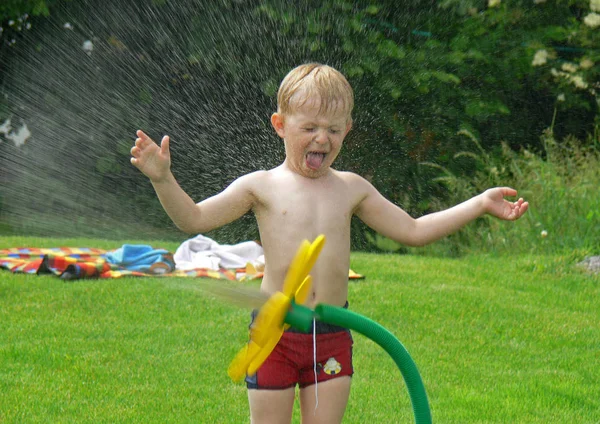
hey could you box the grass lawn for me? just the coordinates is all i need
[1,236,599,423]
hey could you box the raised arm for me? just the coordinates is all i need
[355,178,528,247]
[130,130,256,234]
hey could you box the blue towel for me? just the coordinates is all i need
[105,244,174,273]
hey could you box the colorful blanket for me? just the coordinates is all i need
[0,247,237,280]
[0,246,365,281]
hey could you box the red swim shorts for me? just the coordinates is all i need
[246,321,354,390]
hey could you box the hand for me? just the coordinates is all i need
[130,130,171,182]
[482,187,529,221]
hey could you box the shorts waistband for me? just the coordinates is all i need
[250,301,350,335]
[287,300,349,334]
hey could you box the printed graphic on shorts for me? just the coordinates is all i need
[322,357,342,375]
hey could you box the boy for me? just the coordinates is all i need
[130,63,528,423]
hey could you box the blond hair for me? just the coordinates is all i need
[277,63,354,119]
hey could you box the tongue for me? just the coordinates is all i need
[306,153,325,169]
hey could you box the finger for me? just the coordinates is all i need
[160,135,170,154]
[136,130,158,148]
[136,137,153,150]
[500,187,517,197]
[136,129,149,140]
[136,135,155,149]
[131,146,143,157]
[512,201,529,219]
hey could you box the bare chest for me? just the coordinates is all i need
[256,180,354,231]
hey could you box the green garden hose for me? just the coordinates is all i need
[285,302,432,424]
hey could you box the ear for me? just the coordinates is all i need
[271,113,285,138]
[344,119,353,135]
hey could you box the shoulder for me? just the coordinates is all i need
[230,168,287,200]
[333,169,374,189]
[230,170,270,188]
[236,169,269,183]
[219,171,269,203]
[331,170,378,210]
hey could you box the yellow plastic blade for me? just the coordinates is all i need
[228,291,289,380]
[282,275,312,331]
[294,275,312,306]
[251,292,289,345]
[247,327,283,376]
[281,240,310,296]
[298,235,325,281]
[282,235,325,298]
[228,341,261,382]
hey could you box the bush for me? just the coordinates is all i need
[384,123,600,256]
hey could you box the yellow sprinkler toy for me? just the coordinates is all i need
[227,235,325,382]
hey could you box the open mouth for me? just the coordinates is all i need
[306,152,327,170]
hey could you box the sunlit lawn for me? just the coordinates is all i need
[1,236,598,423]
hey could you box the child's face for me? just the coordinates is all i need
[271,96,352,178]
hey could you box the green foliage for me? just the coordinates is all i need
[0,0,52,47]
[0,0,51,122]
[447,0,599,146]
[401,123,600,256]
[0,0,49,20]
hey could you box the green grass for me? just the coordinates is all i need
[1,236,599,423]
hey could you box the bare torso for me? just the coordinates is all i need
[250,165,366,308]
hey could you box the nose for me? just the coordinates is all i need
[314,129,328,144]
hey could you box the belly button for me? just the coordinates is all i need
[282,209,287,215]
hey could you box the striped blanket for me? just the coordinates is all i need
[0,247,237,280]
[0,247,365,281]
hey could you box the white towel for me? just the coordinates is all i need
[174,234,264,271]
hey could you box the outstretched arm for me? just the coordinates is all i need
[356,180,528,247]
[130,130,255,234]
